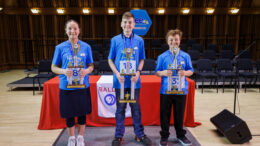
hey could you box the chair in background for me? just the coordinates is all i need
[92,50,100,61]
[92,50,100,74]
[196,59,218,93]
[144,39,151,58]
[151,39,161,48]
[151,47,161,59]
[186,39,196,48]
[33,60,55,95]
[187,50,200,66]
[151,39,162,59]
[216,59,236,93]
[237,50,251,59]
[236,59,256,93]
[220,50,234,60]
[98,60,113,75]
[191,43,203,52]
[92,44,103,53]
[103,39,110,48]
[180,43,188,52]
[103,50,110,59]
[207,44,219,53]
[255,59,260,92]
[188,50,200,83]
[202,50,216,65]
[86,40,96,46]
[142,59,156,75]
[222,44,234,51]
[105,43,111,50]
[161,44,169,52]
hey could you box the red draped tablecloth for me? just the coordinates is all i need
[38,75,201,130]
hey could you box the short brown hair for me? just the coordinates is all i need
[122,11,135,20]
[165,29,183,41]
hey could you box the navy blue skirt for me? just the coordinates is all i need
[59,88,92,118]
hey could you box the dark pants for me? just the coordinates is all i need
[114,88,144,138]
[160,94,187,139]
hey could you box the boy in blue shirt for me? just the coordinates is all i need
[108,11,152,146]
[156,29,194,146]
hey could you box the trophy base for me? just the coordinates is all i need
[120,73,136,76]
[119,99,136,103]
[66,84,86,88]
[165,90,184,94]
[68,65,84,68]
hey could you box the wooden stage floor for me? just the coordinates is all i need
[0,70,260,146]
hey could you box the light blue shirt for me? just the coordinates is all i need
[155,50,194,95]
[52,40,93,90]
[108,33,146,89]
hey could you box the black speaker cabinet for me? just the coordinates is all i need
[210,109,252,144]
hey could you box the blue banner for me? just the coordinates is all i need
[130,9,152,36]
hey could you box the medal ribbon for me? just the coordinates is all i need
[69,41,80,66]
[123,33,133,60]
[168,48,180,70]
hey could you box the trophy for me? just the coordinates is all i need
[165,63,185,94]
[119,48,136,103]
[66,44,85,88]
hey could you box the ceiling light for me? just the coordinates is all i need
[158,9,165,14]
[230,8,239,14]
[108,8,114,14]
[57,8,65,14]
[206,8,215,14]
[83,8,90,14]
[31,8,40,14]
[182,8,190,14]
[0,7,3,11]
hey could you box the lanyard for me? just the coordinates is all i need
[123,33,133,60]
[69,41,80,66]
[168,48,180,69]
[123,33,133,49]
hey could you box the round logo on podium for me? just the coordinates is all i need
[104,94,116,106]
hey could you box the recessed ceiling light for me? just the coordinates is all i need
[158,9,165,14]
[182,8,190,14]
[206,8,215,14]
[108,8,114,14]
[57,8,65,14]
[31,8,40,14]
[230,8,239,14]
[83,8,90,14]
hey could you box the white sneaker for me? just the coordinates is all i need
[67,136,76,146]
[76,135,85,146]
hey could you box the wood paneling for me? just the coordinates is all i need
[0,0,260,70]
[82,15,92,38]
[94,15,105,38]
[107,15,117,38]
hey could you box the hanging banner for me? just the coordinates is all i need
[130,9,152,36]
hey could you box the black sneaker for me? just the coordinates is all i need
[112,137,123,146]
[159,138,168,146]
[135,135,152,145]
[177,136,191,146]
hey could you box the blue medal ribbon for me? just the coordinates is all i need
[69,41,80,66]
[123,33,134,60]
